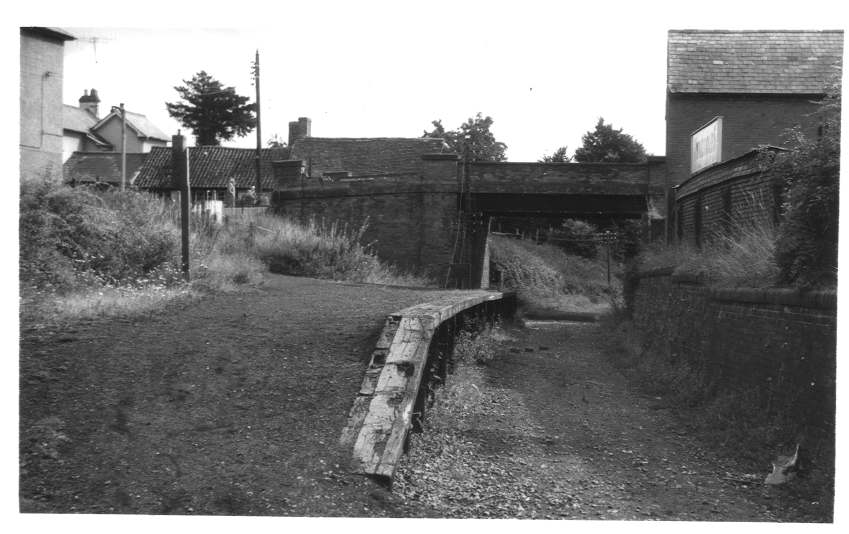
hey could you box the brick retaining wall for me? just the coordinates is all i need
[631,270,836,443]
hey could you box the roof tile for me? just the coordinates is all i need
[668,30,843,94]
[134,146,290,190]
[289,137,449,177]
[63,152,148,186]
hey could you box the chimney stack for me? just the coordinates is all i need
[79,88,101,118]
[288,117,311,148]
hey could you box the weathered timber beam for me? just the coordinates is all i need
[341,291,505,483]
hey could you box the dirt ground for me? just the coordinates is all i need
[396,321,832,521]
[19,275,831,520]
[19,275,461,516]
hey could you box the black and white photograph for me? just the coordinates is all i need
[8,0,846,529]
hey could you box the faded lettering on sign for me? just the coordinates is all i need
[691,117,723,174]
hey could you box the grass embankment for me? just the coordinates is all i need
[488,235,620,315]
[19,181,429,326]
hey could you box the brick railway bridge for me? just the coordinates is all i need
[271,154,666,288]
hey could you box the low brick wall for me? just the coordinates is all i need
[631,269,836,444]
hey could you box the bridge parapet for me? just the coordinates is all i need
[469,160,667,196]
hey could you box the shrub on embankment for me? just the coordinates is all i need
[488,234,620,314]
[19,181,428,324]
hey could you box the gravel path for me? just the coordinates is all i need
[394,321,829,521]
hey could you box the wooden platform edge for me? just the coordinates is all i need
[339,291,505,483]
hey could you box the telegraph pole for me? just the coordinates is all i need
[253,50,262,205]
[120,103,126,191]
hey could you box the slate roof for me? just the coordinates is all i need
[63,152,148,186]
[134,146,290,190]
[63,105,113,147]
[289,137,450,177]
[92,110,170,142]
[63,105,97,134]
[668,30,843,94]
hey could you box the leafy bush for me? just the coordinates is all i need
[550,219,598,259]
[611,219,643,262]
[761,75,840,288]
[20,181,179,292]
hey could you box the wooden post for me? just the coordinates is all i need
[173,133,190,281]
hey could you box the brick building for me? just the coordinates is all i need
[666,30,843,243]
[20,27,75,183]
[666,30,843,187]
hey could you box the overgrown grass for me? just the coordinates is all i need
[489,235,620,314]
[19,181,430,326]
[638,219,779,288]
[242,215,431,286]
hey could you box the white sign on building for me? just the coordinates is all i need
[691,116,723,174]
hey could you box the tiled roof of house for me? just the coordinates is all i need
[289,137,449,177]
[135,146,290,190]
[64,105,113,147]
[63,152,149,186]
[92,110,171,142]
[63,105,98,134]
[668,30,843,94]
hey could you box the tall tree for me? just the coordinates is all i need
[540,146,571,163]
[423,113,507,162]
[166,71,257,146]
[573,118,647,163]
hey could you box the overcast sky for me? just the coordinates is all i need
[51,0,845,162]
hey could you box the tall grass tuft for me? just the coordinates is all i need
[214,214,432,286]
[639,219,779,288]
